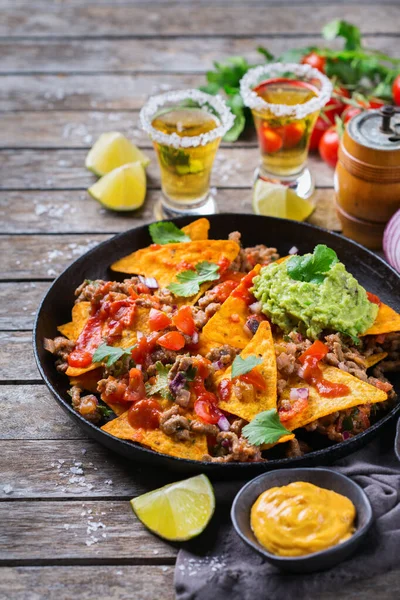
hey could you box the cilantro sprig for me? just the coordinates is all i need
[287,245,338,284]
[168,261,220,297]
[242,409,291,446]
[149,221,190,245]
[145,362,173,401]
[231,355,263,379]
[92,343,135,368]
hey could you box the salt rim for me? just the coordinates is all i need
[240,63,332,119]
[139,89,235,149]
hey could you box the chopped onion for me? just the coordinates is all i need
[249,301,262,314]
[290,387,309,401]
[342,431,351,440]
[218,415,230,432]
[138,275,159,289]
[383,209,400,273]
[288,246,299,255]
[212,359,224,371]
[136,364,142,371]
[192,331,199,344]
[137,331,144,340]
[169,372,186,395]
[221,439,230,448]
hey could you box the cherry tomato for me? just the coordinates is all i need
[157,331,185,351]
[275,123,304,149]
[258,126,283,154]
[364,97,385,109]
[149,308,171,332]
[239,371,266,391]
[309,115,330,151]
[367,292,381,306]
[279,397,308,422]
[393,75,400,105]
[343,105,362,123]
[172,306,196,336]
[324,87,350,123]
[128,398,161,430]
[301,52,326,73]
[194,396,222,424]
[299,340,329,364]
[319,126,340,168]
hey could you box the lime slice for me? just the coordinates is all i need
[130,474,215,541]
[88,162,146,211]
[85,132,150,176]
[252,179,314,221]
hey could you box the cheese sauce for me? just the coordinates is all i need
[251,481,356,557]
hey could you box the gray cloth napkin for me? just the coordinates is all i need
[175,420,400,600]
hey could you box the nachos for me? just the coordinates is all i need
[44,219,400,463]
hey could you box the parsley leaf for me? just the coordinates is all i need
[287,244,338,284]
[92,343,135,368]
[242,409,291,446]
[168,261,220,297]
[145,362,173,401]
[148,221,190,245]
[98,404,115,419]
[231,354,263,379]
[322,20,361,51]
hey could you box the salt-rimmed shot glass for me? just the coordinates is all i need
[240,63,332,198]
[140,89,234,218]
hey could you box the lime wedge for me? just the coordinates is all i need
[252,179,314,221]
[130,474,215,541]
[85,132,150,176]
[88,162,146,211]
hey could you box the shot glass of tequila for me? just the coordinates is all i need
[140,89,234,218]
[240,63,332,198]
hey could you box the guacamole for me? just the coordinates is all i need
[252,256,378,340]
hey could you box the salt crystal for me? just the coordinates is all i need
[47,269,56,277]
[3,485,13,494]
[81,449,87,455]
[153,550,159,555]
[15,260,21,265]
[63,524,70,530]
[70,466,83,475]
[161,566,169,572]
[104,479,112,485]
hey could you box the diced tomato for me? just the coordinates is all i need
[68,313,104,368]
[239,370,266,391]
[173,306,196,336]
[157,331,185,351]
[219,270,245,284]
[231,267,258,305]
[217,256,231,274]
[124,367,146,402]
[136,283,150,295]
[301,52,326,73]
[279,397,308,422]
[367,292,381,306]
[299,340,329,363]
[258,126,283,154]
[128,398,161,429]
[128,286,139,300]
[210,280,239,304]
[149,308,172,332]
[108,299,136,331]
[194,396,223,424]
[218,379,232,402]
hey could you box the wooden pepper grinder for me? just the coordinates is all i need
[335,106,400,249]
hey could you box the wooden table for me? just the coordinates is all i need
[1,2,399,598]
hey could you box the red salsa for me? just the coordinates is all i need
[299,341,350,398]
[128,398,161,429]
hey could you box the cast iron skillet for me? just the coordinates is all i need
[33,214,400,478]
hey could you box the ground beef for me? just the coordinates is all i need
[167,355,198,408]
[190,420,219,436]
[191,307,208,330]
[150,348,181,366]
[203,432,262,463]
[44,336,75,373]
[69,385,101,423]
[206,344,239,368]
[305,412,342,442]
[229,418,246,436]
[154,288,176,306]
[159,406,191,441]
[74,277,141,304]
[232,380,255,403]
[285,438,307,458]
[228,231,279,272]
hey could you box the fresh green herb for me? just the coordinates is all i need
[242,409,291,446]
[98,404,115,419]
[184,365,197,383]
[287,244,338,284]
[92,343,135,368]
[231,354,263,379]
[341,415,353,432]
[322,19,362,51]
[145,362,173,401]
[338,330,361,346]
[168,261,220,297]
[149,221,190,245]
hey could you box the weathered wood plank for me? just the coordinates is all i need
[0,385,84,440]
[0,438,180,498]
[0,332,39,380]
[0,234,110,280]
[0,281,49,329]
[0,74,202,111]
[0,35,397,73]
[0,189,340,235]
[0,148,335,188]
[0,500,177,561]
[1,3,399,37]
[0,566,174,600]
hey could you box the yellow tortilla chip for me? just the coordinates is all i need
[70,368,103,393]
[215,321,278,422]
[181,218,210,241]
[365,352,388,369]
[363,303,400,336]
[101,410,207,461]
[198,265,261,356]
[281,365,388,431]
[110,239,240,289]
[58,301,91,341]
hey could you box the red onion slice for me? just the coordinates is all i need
[288,245,299,255]
[249,302,262,314]
[383,209,400,273]
[192,331,199,344]
[217,415,230,431]
[138,275,159,289]
[289,387,309,401]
